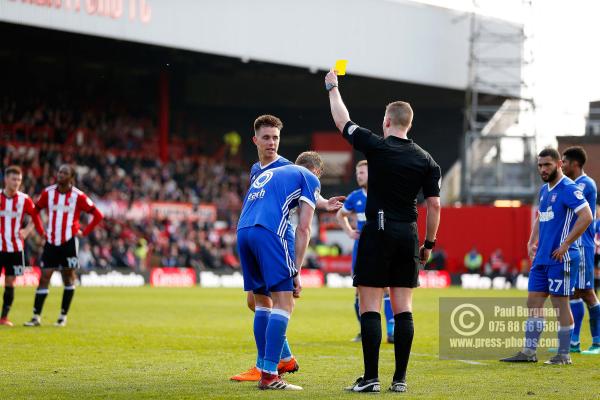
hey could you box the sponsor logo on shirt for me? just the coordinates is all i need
[574,190,584,200]
[49,204,76,213]
[0,210,20,218]
[347,125,358,135]
[539,206,555,222]
[578,183,586,190]
[247,188,266,201]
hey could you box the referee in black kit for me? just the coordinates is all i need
[325,70,442,393]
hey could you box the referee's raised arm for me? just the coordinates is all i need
[326,71,383,154]
[325,69,350,132]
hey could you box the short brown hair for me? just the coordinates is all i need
[385,101,413,128]
[295,151,324,172]
[538,147,560,162]
[4,165,22,176]
[254,114,283,132]
[356,160,368,168]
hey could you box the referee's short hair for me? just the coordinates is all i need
[562,146,587,167]
[356,160,368,168]
[254,114,283,132]
[538,147,560,161]
[296,151,324,173]
[4,165,22,176]
[386,101,413,129]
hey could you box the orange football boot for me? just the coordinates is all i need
[230,366,261,381]
[277,356,299,375]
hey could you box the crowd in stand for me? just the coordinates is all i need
[1,99,246,272]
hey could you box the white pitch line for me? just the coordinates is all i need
[317,352,487,365]
[413,353,487,365]
[456,360,487,365]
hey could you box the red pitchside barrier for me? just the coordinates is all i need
[416,205,533,274]
[299,269,325,288]
[0,267,41,287]
[323,206,533,275]
[150,267,196,287]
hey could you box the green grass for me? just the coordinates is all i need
[2,287,600,399]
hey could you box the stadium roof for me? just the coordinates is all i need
[0,0,522,93]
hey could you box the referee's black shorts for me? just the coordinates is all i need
[353,221,419,288]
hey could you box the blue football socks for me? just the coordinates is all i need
[570,299,584,345]
[263,309,290,374]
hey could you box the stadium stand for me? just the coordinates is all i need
[0,100,244,272]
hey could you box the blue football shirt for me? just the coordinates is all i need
[238,165,321,237]
[341,188,367,232]
[533,176,589,266]
[574,174,597,248]
[250,156,292,184]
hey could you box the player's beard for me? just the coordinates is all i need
[541,166,558,182]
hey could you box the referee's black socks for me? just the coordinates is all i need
[360,311,381,380]
[393,312,414,383]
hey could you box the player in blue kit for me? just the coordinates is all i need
[501,148,593,365]
[337,160,395,343]
[237,151,323,391]
[231,115,344,382]
[560,146,600,355]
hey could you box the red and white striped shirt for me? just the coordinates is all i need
[0,190,37,252]
[36,185,98,246]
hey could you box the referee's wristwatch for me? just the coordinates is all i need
[424,239,436,250]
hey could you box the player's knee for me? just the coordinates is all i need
[583,290,599,306]
[38,276,51,287]
[247,299,256,312]
[526,297,546,311]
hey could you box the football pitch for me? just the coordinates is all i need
[2,286,599,399]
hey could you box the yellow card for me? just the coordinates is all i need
[334,59,348,75]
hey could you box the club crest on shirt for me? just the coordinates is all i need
[357,200,362,206]
[550,193,557,203]
[574,190,584,200]
[252,170,274,189]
